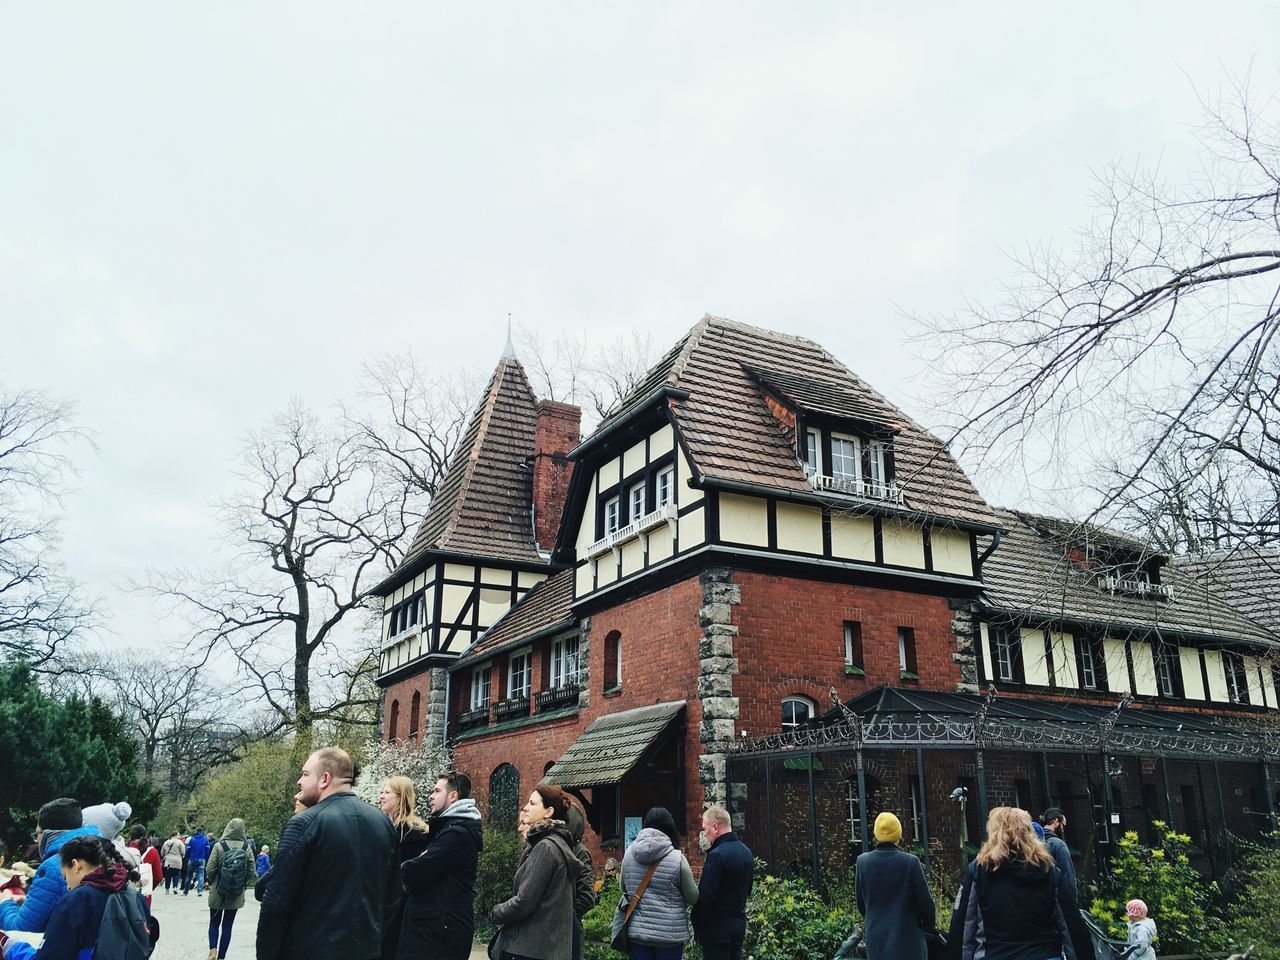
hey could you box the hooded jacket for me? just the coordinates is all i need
[396,798,483,960]
[565,805,596,920]
[1126,918,1157,960]
[490,819,584,960]
[0,826,102,933]
[3,865,148,960]
[948,856,1096,960]
[207,819,253,912]
[854,842,935,960]
[620,828,698,947]
[186,831,211,862]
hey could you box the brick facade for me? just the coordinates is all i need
[531,401,580,552]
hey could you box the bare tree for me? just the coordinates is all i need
[0,386,93,666]
[517,325,659,427]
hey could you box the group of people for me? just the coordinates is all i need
[854,803,1158,960]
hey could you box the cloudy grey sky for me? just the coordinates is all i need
[2,2,1274,654]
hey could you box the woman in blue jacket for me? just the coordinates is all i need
[0,835,150,960]
[0,800,101,934]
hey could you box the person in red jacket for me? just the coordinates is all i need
[127,827,162,906]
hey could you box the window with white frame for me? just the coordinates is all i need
[508,649,531,700]
[1079,638,1098,690]
[629,481,646,521]
[656,465,675,508]
[550,635,580,689]
[1155,646,1178,698]
[781,696,815,730]
[830,434,861,481]
[993,628,1017,683]
[843,621,863,670]
[804,428,821,475]
[470,664,492,710]
[1225,652,1250,704]
[867,439,887,491]
[604,496,620,535]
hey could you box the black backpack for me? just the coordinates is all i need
[215,840,252,900]
[96,890,154,960]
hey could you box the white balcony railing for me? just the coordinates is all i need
[381,625,420,652]
[586,502,678,559]
[807,471,903,504]
[1098,575,1174,600]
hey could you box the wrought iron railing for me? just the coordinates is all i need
[536,684,581,712]
[457,707,490,731]
[493,697,530,722]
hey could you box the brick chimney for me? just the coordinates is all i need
[532,400,581,552]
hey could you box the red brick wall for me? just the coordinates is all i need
[532,401,581,551]
[382,671,434,742]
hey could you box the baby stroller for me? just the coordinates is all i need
[1079,910,1137,960]
[832,925,947,960]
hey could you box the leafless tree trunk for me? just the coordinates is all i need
[0,386,93,666]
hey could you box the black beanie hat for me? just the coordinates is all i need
[37,798,82,831]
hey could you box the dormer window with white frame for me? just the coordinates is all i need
[629,481,646,522]
[830,433,862,483]
[656,465,675,508]
[803,428,821,475]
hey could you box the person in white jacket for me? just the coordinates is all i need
[1125,899,1158,960]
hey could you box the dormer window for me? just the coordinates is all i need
[803,428,821,475]
[656,465,674,508]
[798,424,897,502]
[604,496,620,535]
[831,433,861,482]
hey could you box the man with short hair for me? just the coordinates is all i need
[1041,806,1077,889]
[398,771,484,960]
[185,825,211,896]
[256,747,400,960]
[691,804,753,960]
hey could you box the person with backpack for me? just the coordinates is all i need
[205,819,253,960]
[0,834,152,960]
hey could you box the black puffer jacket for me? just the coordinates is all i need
[948,856,1096,960]
[256,791,401,960]
[398,799,483,960]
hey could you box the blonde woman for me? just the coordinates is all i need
[947,807,1096,960]
[378,777,429,960]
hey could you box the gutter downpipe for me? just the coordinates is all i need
[442,668,451,753]
[975,528,1002,569]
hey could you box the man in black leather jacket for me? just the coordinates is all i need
[256,747,400,960]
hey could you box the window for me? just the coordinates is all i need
[656,465,675,508]
[488,764,521,830]
[1155,645,1180,698]
[1013,778,1033,812]
[898,627,918,678]
[551,635,580,688]
[867,439,887,491]
[409,691,421,736]
[909,777,924,842]
[388,699,400,741]
[1225,652,1250,704]
[843,621,864,672]
[831,434,861,481]
[508,649,531,700]
[604,496,620,535]
[803,428,822,475]
[993,626,1018,683]
[781,696,815,730]
[629,481,646,521]
[390,592,426,637]
[603,630,621,691]
[470,664,492,709]
[1078,637,1099,690]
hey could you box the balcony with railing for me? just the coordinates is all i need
[457,706,490,731]
[493,696,531,722]
[536,683,581,712]
[1097,575,1174,600]
[806,470,902,504]
[586,503,678,559]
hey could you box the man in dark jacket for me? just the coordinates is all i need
[1041,807,1077,890]
[855,812,936,960]
[256,747,400,960]
[398,771,483,960]
[691,804,753,960]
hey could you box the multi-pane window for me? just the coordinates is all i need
[804,428,822,474]
[390,593,426,636]
[843,621,864,671]
[656,465,675,508]
[1225,653,1250,704]
[993,627,1017,683]
[867,439,887,491]
[550,635,580,688]
[781,696,814,730]
[604,496,620,535]
[831,434,861,481]
[898,627,918,677]
[1079,638,1098,690]
[629,482,646,521]
[508,649,531,700]
[1155,646,1179,698]
[470,664,492,710]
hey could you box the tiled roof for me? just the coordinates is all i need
[1176,546,1280,636]
[742,364,904,431]
[543,700,685,789]
[604,316,999,529]
[455,569,575,665]
[398,355,543,567]
[981,509,1276,647]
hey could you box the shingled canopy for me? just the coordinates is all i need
[543,700,685,788]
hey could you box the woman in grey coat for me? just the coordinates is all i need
[490,784,586,960]
[618,808,698,960]
[854,812,936,960]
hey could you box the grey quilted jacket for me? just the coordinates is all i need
[620,828,698,946]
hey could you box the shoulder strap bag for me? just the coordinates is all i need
[610,860,660,952]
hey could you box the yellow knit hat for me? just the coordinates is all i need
[873,812,902,843]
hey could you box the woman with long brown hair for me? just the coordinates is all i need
[379,776,429,960]
[948,807,1095,960]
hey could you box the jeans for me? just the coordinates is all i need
[185,859,206,894]
[208,908,237,958]
[699,939,743,960]
[163,867,181,892]
[628,944,685,960]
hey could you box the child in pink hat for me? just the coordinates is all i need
[1125,899,1157,960]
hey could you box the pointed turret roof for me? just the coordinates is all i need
[398,353,544,568]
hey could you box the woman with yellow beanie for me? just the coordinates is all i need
[854,811,937,959]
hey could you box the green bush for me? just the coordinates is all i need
[1223,834,1280,960]
[474,828,525,941]
[180,739,297,846]
[744,872,856,960]
[1087,821,1221,954]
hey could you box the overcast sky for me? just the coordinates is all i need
[2,2,1275,656]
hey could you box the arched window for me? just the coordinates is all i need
[543,760,556,777]
[489,763,521,830]
[388,699,400,741]
[409,691,421,736]
[603,630,622,691]
[781,696,815,731]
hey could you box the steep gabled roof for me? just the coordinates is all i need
[398,355,543,568]
[454,569,575,666]
[1177,546,1280,636]
[595,316,998,530]
[981,509,1276,647]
